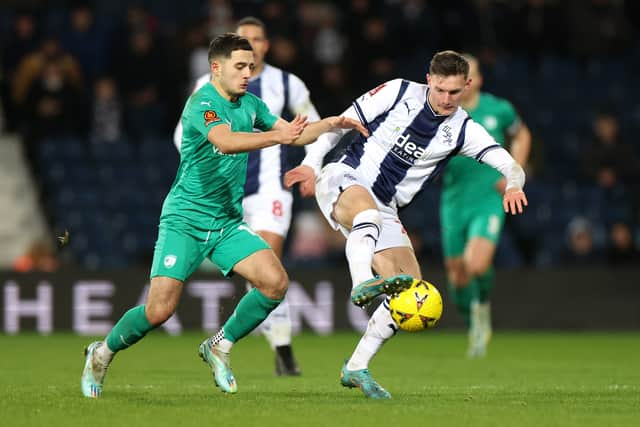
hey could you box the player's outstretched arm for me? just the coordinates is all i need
[207,116,307,154]
[291,116,368,146]
[284,165,316,197]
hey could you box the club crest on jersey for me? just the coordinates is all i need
[204,110,220,126]
[163,255,177,269]
[441,125,454,146]
[392,132,427,164]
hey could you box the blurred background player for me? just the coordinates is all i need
[286,50,528,399]
[81,33,366,398]
[174,17,320,375]
[440,53,531,358]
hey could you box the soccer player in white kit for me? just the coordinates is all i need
[285,50,528,398]
[174,17,320,376]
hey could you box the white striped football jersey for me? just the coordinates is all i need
[304,78,514,209]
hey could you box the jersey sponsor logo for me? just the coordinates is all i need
[200,101,212,107]
[368,83,386,97]
[204,110,220,126]
[441,125,454,146]
[392,132,427,164]
[211,145,236,157]
[164,255,177,269]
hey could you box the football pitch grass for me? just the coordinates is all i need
[2,332,639,427]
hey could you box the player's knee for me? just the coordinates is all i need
[258,267,289,300]
[446,262,470,287]
[466,258,491,277]
[145,300,176,326]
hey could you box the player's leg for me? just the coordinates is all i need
[342,216,418,399]
[243,192,300,375]
[331,185,412,306]
[464,235,498,358]
[464,211,503,357]
[199,223,287,393]
[81,226,199,398]
[441,205,477,327]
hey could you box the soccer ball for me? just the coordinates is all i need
[389,279,443,332]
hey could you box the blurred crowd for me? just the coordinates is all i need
[1,0,639,271]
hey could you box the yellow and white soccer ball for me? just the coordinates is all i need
[389,279,443,332]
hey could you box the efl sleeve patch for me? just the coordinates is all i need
[204,110,221,126]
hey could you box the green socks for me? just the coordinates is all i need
[106,305,156,352]
[448,282,478,327]
[476,267,495,303]
[222,288,283,343]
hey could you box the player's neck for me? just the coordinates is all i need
[461,92,480,110]
[211,79,239,102]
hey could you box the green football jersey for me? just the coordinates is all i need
[160,82,278,230]
[441,92,520,207]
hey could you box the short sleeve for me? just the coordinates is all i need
[501,99,521,137]
[352,79,405,127]
[253,96,278,131]
[185,96,227,138]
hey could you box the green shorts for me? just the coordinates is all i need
[440,201,505,258]
[149,220,270,281]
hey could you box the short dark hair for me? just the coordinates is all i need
[208,33,253,64]
[236,16,267,37]
[429,50,469,79]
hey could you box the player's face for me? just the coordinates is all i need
[461,60,482,101]
[426,73,470,115]
[212,49,255,98]
[236,24,269,69]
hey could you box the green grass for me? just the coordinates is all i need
[2,332,639,427]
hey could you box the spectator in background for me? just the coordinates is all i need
[1,10,40,131]
[582,109,639,191]
[90,76,122,144]
[12,36,83,129]
[352,16,395,89]
[60,3,107,84]
[113,28,167,139]
[566,0,634,59]
[562,217,605,266]
[607,222,640,266]
[507,0,566,63]
[314,64,355,116]
[22,58,87,160]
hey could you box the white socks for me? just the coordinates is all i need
[260,298,292,348]
[345,209,382,288]
[347,298,397,371]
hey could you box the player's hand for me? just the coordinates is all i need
[284,165,316,197]
[326,116,369,137]
[503,188,528,215]
[279,114,309,145]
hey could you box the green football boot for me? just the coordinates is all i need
[198,338,238,393]
[351,274,414,307]
[81,341,109,398]
[340,361,391,399]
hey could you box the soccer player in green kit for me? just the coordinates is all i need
[440,53,531,358]
[80,33,367,398]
